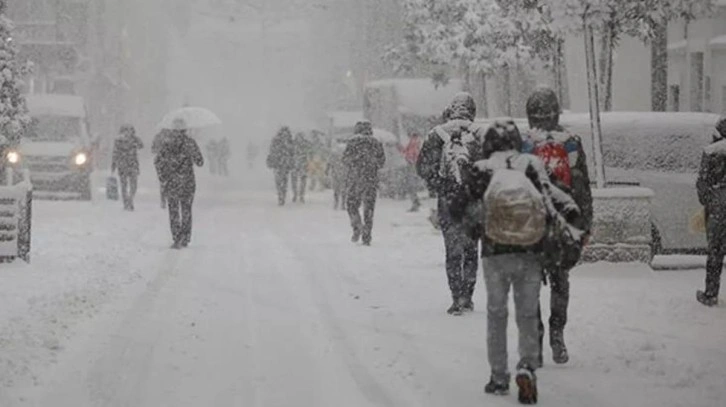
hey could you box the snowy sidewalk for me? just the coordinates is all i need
[0,186,724,406]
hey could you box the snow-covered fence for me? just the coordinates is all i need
[582,187,654,264]
[0,170,32,263]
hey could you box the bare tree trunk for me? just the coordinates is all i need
[504,64,512,117]
[0,0,6,14]
[599,23,615,112]
[651,20,668,111]
[480,71,489,118]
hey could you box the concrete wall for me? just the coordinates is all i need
[582,187,654,264]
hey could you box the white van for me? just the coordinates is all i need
[20,94,94,200]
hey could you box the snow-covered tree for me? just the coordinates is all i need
[540,0,714,111]
[0,1,29,143]
[387,0,553,116]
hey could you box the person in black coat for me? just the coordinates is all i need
[267,127,295,205]
[154,124,204,249]
[343,121,385,245]
[111,124,144,211]
[696,116,726,306]
[416,93,486,315]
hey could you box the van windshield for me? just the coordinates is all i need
[26,116,81,142]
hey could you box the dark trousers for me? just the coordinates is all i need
[347,184,377,243]
[167,195,194,245]
[538,268,570,349]
[705,209,726,297]
[291,169,307,202]
[438,198,478,300]
[274,170,290,205]
[119,173,138,210]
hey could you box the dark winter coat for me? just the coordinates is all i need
[417,93,487,199]
[522,127,593,234]
[450,122,579,257]
[697,138,726,220]
[152,130,173,155]
[342,133,385,192]
[267,129,294,171]
[112,134,144,176]
[154,131,204,199]
[293,134,312,172]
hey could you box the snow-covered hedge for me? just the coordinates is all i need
[582,187,654,264]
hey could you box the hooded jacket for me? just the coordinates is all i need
[697,121,726,215]
[342,121,386,190]
[417,92,486,198]
[451,121,580,257]
[267,128,295,171]
[155,131,204,198]
[112,133,144,175]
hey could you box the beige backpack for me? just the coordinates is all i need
[484,157,548,246]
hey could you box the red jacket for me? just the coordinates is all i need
[399,136,422,165]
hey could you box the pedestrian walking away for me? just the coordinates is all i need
[343,121,385,246]
[111,124,144,211]
[154,121,204,249]
[398,131,423,212]
[696,115,726,307]
[267,126,295,206]
[451,120,581,405]
[417,92,485,316]
[291,132,311,203]
[522,87,593,366]
[328,138,348,210]
[152,129,173,209]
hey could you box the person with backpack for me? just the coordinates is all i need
[522,87,593,366]
[342,121,386,246]
[417,92,485,315]
[111,125,144,211]
[696,116,726,306]
[154,120,205,249]
[451,120,580,405]
[267,127,295,206]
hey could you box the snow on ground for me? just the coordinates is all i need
[1,169,725,406]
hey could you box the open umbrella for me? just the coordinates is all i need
[158,107,222,130]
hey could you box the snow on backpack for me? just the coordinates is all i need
[483,157,548,246]
[436,123,474,184]
[528,135,572,188]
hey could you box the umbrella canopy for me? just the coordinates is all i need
[158,107,222,130]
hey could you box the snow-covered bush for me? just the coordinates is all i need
[0,10,29,143]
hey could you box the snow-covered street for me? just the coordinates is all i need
[1,172,725,407]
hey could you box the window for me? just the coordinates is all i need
[26,116,81,142]
[670,85,680,112]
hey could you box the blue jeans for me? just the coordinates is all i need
[482,253,543,382]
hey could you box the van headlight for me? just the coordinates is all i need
[6,150,20,164]
[74,152,88,166]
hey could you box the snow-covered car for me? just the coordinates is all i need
[19,94,94,200]
[561,112,718,255]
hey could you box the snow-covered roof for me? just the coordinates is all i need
[326,111,364,128]
[25,94,86,118]
[366,78,463,117]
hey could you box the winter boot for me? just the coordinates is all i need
[447,300,463,316]
[484,377,509,395]
[515,368,538,405]
[459,297,474,313]
[351,228,361,243]
[550,330,569,364]
[697,290,718,307]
